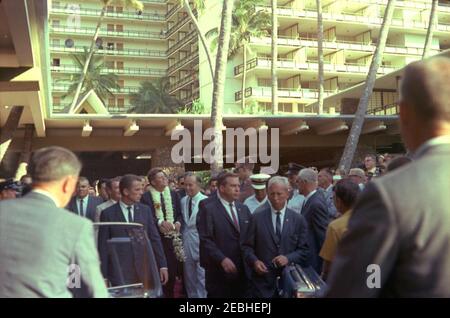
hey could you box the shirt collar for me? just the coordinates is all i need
[119,200,133,211]
[217,191,235,208]
[188,191,202,202]
[413,135,450,159]
[268,200,287,215]
[32,189,60,207]
[305,189,317,202]
[77,195,88,202]
[326,184,333,193]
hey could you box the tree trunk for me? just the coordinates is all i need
[423,0,438,59]
[68,3,109,113]
[210,0,234,176]
[183,0,215,80]
[316,0,324,114]
[241,43,247,111]
[271,0,278,114]
[338,0,397,173]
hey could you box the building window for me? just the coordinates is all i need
[116,6,123,13]
[51,39,60,47]
[116,61,124,69]
[115,25,123,32]
[105,60,114,68]
[116,43,123,50]
[52,58,60,66]
[107,6,114,13]
[118,80,124,88]
[108,98,116,107]
[117,98,124,108]
[107,42,115,50]
[53,96,61,105]
[107,24,114,32]
[53,20,60,27]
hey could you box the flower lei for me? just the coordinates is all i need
[149,185,175,223]
[149,185,185,262]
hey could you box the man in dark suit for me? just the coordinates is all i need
[197,172,252,298]
[98,174,168,288]
[243,176,309,298]
[140,168,182,298]
[67,176,103,221]
[326,57,450,297]
[297,168,330,274]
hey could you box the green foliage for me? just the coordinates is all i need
[177,99,207,114]
[240,100,271,115]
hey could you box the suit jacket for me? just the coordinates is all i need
[301,190,330,274]
[98,202,167,287]
[67,195,103,222]
[0,191,107,298]
[242,206,310,298]
[326,142,450,297]
[196,195,252,295]
[180,192,208,261]
[140,189,182,227]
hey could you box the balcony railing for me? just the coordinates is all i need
[168,75,197,93]
[367,102,399,115]
[50,5,165,22]
[168,52,199,74]
[166,4,182,19]
[234,57,397,76]
[250,36,439,56]
[53,103,133,114]
[166,10,196,37]
[235,87,335,101]
[141,0,167,3]
[50,26,165,40]
[167,31,197,56]
[344,0,450,12]
[51,65,166,77]
[50,46,166,58]
[52,84,140,94]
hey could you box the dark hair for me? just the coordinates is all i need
[96,178,108,192]
[106,176,122,190]
[217,172,239,187]
[119,174,142,196]
[178,175,185,182]
[28,146,82,183]
[364,154,376,161]
[333,178,360,208]
[147,168,167,182]
[78,176,90,185]
[400,57,450,122]
[387,156,412,172]
[319,168,333,178]
[208,176,218,185]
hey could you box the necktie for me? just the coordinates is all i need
[160,192,167,220]
[229,203,240,232]
[301,199,307,213]
[79,198,84,217]
[275,211,282,241]
[188,196,193,219]
[127,205,133,223]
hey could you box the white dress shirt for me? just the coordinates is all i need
[184,192,204,222]
[119,200,135,223]
[288,191,305,214]
[244,194,268,214]
[269,201,287,233]
[76,196,89,216]
[217,191,239,224]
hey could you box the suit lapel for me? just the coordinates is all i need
[215,198,239,233]
[264,208,279,246]
[114,203,126,222]
[133,204,142,224]
[281,210,291,240]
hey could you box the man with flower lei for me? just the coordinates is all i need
[141,168,183,298]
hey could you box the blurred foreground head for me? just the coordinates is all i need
[399,57,450,152]
[28,146,82,207]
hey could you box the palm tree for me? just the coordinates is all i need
[129,78,183,114]
[179,0,214,80]
[316,0,324,114]
[210,0,234,176]
[206,0,271,111]
[423,0,438,59]
[271,0,278,114]
[60,49,119,109]
[338,0,397,173]
[68,0,144,113]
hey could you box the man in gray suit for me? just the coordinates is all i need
[243,176,310,298]
[0,146,108,298]
[326,57,450,297]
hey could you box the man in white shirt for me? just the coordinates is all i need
[243,173,270,214]
[180,173,208,298]
[95,176,122,223]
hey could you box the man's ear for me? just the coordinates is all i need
[62,176,75,195]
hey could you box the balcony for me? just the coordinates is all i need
[53,103,133,114]
[51,65,166,77]
[141,0,167,3]
[257,5,450,33]
[166,4,182,19]
[166,10,196,38]
[234,57,397,76]
[367,102,399,115]
[167,31,197,56]
[50,5,165,22]
[250,36,438,56]
[168,75,197,93]
[235,87,335,102]
[50,46,166,59]
[168,52,199,75]
[345,0,450,12]
[52,84,140,94]
[50,26,166,40]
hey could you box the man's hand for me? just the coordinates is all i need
[221,257,237,274]
[272,255,289,268]
[159,221,174,234]
[254,260,268,275]
[174,222,181,233]
[160,268,169,285]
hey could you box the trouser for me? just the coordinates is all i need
[183,259,206,298]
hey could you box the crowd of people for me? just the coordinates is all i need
[0,57,450,298]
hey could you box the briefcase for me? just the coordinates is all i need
[277,264,326,298]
